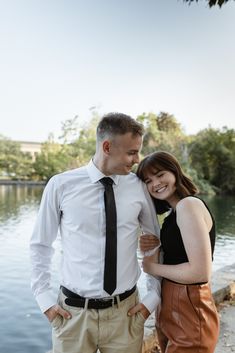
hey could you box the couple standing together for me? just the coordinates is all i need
[30,113,219,353]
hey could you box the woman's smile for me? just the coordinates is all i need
[154,185,167,193]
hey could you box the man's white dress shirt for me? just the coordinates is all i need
[30,160,161,313]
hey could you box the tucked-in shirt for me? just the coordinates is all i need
[30,160,161,313]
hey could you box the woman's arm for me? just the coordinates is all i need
[142,197,213,284]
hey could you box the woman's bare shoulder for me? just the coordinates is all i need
[176,197,205,214]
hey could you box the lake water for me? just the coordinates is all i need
[0,185,235,353]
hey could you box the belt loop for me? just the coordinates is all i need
[84,298,89,310]
[135,290,139,305]
[116,295,121,308]
[57,288,62,305]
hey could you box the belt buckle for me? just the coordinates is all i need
[100,296,115,307]
[99,296,113,302]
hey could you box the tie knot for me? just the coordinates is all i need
[100,177,114,186]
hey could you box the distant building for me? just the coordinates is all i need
[16,140,43,160]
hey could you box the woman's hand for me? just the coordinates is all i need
[142,254,159,277]
[139,234,160,252]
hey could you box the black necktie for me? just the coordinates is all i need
[100,177,117,295]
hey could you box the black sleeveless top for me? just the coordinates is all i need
[160,196,216,265]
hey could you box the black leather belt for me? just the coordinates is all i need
[61,285,136,309]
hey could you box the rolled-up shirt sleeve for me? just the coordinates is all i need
[30,176,61,313]
[138,182,162,313]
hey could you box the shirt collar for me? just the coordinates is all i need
[86,159,119,185]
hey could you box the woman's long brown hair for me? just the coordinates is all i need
[136,151,198,214]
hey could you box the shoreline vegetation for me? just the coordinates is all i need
[1,112,235,195]
[0,179,46,185]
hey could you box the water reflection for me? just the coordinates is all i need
[0,185,43,223]
[204,195,235,237]
[0,185,50,353]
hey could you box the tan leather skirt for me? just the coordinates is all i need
[157,278,220,353]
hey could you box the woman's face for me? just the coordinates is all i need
[144,169,180,207]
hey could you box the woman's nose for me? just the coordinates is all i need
[152,178,160,188]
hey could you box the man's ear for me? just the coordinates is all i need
[103,140,111,154]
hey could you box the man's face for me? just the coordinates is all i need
[106,132,142,175]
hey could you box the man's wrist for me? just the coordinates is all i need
[139,303,151,319]
[35,289,57,313]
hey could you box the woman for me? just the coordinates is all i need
[137,151,219,353]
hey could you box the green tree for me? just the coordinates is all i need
[189,127,235,194]
[0,135,34,179]
[70,114,99,166]
[33,139,72,180]
[33,112,99,180]
[137,111,187,162]
[183,0,234,8]
[59,115,80,144]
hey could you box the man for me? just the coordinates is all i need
[30,112,161,353]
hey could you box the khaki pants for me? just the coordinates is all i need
[51,289,145,353]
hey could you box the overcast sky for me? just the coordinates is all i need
[0,0,235,142]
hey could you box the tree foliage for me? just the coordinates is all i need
[71,116,98,166]
[189,127,235,194]
[183,0,234,7]
[1,113,235,194]
[33,141,72,180]
[32,113,98,180]
[137,112,187,162]
[0,136,33,179]
[59,115,80,144]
